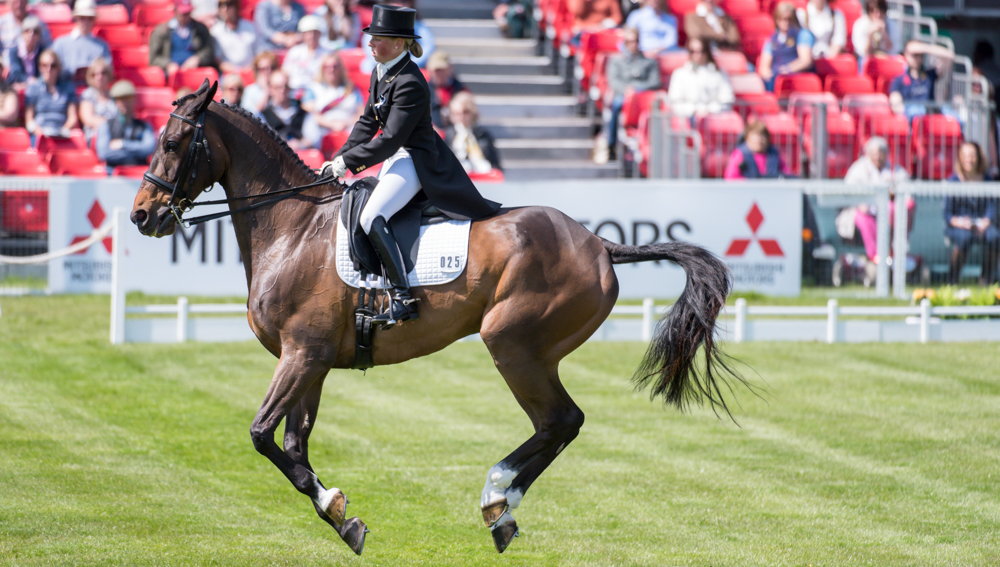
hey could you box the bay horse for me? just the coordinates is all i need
[130,81,744,555]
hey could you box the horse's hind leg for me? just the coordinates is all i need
[251,349,368,554]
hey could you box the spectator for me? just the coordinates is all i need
[255,0,306,52]
[261,70,306,147]
[0,0,50,51]
[220,72,244,104]
[314,0,360,52]
[192,0,219,26]
[282,15,329,91]
[78,57,117,141]
[24,49,78,138]
[684,0,740,52]
[50,0,112,85]
[301,52,362,148]
[0,60,18,127]
[241,50,278,114]
[150,0,217,76]
[845,137,914,267]
[493,0,534,39]
[427,50,468,129]
[446,91,502,174]
[723,120,794,179]
[211,0,258,74]
[852,0,899,62]
[796,0,845,58]
[593,26,659,164]
[945,141,999,285]
[568,0,622,35]
[4,14,44,88]
[973,40,1000,104]
[668,37,734,119]
[96,80,157,168]
[758,2,814,92]
[359,0,435,70]
[625,0,677,57]
[888,39,955,119]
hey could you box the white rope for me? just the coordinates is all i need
[0,222,115,265]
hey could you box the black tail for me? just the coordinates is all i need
[602,238,748,420]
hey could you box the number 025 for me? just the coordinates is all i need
[440,255,462,269]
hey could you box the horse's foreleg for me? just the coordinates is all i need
[251,350,368,554]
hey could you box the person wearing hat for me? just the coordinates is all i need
[426,50,468,129]
[0,0,51,51]
[358,0,434,71]
[254,0,306,52]
[149,0,217,76]
[96,80,156,168]
[4,14,45,88]
[281,15,329,91]
[321,4,501,326]
[50,0,112,84]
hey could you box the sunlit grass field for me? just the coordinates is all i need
[1,295,999,566]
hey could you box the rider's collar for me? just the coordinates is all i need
[377,51,409,81]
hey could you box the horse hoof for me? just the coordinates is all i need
[481,499,508,527]
[490,512,518,554]
[321,488,347,526]
[339,517,368,556]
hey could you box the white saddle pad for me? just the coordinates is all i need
[335,217,472,289]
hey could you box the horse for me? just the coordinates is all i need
[129,80,744,555]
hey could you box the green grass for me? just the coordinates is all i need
[1,295,999,566]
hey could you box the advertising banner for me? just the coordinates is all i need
[48,179,802,297]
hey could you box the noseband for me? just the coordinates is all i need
[142,109,211,226]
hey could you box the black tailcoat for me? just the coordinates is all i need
[336,54,501,221]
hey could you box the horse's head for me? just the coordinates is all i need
[131,79,226,237]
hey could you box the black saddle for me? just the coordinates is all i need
[341,177,449,279]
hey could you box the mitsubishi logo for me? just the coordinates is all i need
[71,200,113,254]
[725,202,783,257]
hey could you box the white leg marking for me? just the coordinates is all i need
[315,486,341,511]
[481,465,518,508]
[505,488,524,510]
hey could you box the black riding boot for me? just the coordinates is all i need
[368,216,419,326]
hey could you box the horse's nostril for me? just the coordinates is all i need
[132,210,148,226]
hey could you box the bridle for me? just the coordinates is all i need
[143,106,343,229]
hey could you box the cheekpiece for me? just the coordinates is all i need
[363,5,421,39]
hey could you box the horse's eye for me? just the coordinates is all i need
[165,141,179,153]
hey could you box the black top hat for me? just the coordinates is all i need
[363,5,421,39]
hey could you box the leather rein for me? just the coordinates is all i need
[142,108,342,229]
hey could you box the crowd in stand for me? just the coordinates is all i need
[0,0,503,177]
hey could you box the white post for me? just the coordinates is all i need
[734,297,747,343]
[109,208,127,345]
[641,298,655,342]
[920,298,931,344]
[875,185,890,297]
[892,191,909,299]
[177,296,189,342]
[826,298,838,344]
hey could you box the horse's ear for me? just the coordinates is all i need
[198,80,219,113]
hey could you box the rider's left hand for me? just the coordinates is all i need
[321,156,347,178]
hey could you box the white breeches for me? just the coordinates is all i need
[359,147,423,234]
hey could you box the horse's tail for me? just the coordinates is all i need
[601,237,747,420]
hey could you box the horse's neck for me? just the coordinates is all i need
[212,109,329,284]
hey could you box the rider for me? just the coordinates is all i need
[321,4,500,326]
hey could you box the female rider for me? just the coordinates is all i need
[322,5,501,326]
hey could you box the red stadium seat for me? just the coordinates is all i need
[238,67,256,87]
[112,165,151,178]
[169,67,220,91]
[842,92,890,151]
[0,150,51,176]
[730,73,766,94]
[863,55,905,94]
[0,128,31,151]
[47,22,74,39]
[577,29,622,95]
[101,25,147,48]
[787,91,838,124]
[913,115,963,180]
[734,14,775,37]
[321,131,350,159]
[832,0,862,22]
[33,3,72,24]
[719,0,761,17]
[668,0,699,15]
[814,53,858,82]
[864,114,911,172]
[713,50,748,76]
[826,75,874,97]
[658,51,689,78]
[120,66,167,87]
[139,109,171,133]
[48,149,106,177]
[135,5,174,26]
[804,110,856,178]
[620,90,663,140]
[740,31,771,63]
[1,190,48,231]
[773,73,822,98]
[735,92,780,121]
[338,48,367,72]
[36,130,88,157]
[135,87,176,112]
[296,149,325,169]
[467,169,505,183]
[112,47,153,71]
[356,4,374,30]
[95,4,129,25]
[759,112,800,176]
[698,111,744,178]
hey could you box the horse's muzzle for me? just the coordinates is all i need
[132,206,175,237]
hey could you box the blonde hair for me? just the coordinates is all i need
[955,141,987,180]
[449,91,478,123]
[86,57,113,90]
[315,52,353,91]
[772,1,798,25]
[406,38,423,59]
